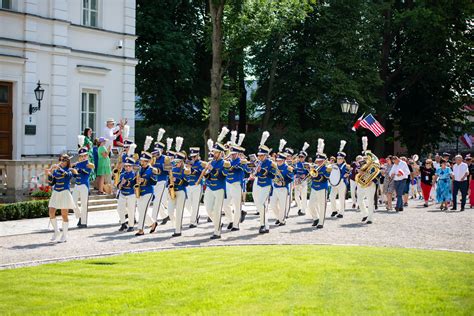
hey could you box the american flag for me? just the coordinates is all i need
[360,114,385,137]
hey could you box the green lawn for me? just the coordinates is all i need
[0,245,472,315]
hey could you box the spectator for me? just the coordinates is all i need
[96,137,112,195]
[83,127,95,181]
[419,159,436,207]
[451,154,469,211]
[400,156,413,207]
[383,156,395,210]
[103,118,120,150]
[389,156,410,212]
[466,155,473,208]
[92,138,99,176]
[434,159,452,211]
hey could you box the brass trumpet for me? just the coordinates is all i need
[134,169,141,198]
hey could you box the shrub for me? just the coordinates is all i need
[30,185,52,198]
[0,200,50,221]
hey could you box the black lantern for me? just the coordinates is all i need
[340,98,351,113]
[29,81,44,115]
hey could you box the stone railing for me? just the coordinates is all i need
[0,159,56,198]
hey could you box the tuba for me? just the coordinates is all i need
[355,152,380,188]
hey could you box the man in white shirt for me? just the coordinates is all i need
[451,154,469,211]
[103,118,120,150]
[389,156,410,212]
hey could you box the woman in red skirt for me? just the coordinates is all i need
[419,159,436,207]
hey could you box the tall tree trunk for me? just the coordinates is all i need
[209,0,225,141]
[238,51,247,134]
[262,33,282,129]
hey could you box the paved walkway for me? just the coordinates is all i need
[1,199,473,268]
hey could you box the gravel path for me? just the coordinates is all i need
[1,199,473,269]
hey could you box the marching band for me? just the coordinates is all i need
[45,126,385,242]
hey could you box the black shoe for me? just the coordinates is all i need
[375,205,378,210]
[207,217,212,223]
[240,211,247,223]
[161,216,170,225]
[78,224,88,228]
[149,222,158,234]
[362,216,367,222]
[297,210,305,216]
[399,208,404,212]
[403,202,408,207]
[336,214,343,218]
[255,211,260,216]
[423,203,428,207]
[171,232,181,237]
[352,203,356,209]
[316,225,323,229]
[275,220,280,225]
[460,208,465,212]
[189,224,197,229]
[119,223,128,231]
[210,234,221,240]
[77,218,81,227]
[196,216,200,224]
[312,219,319,227]
[259,226,269,234]
[231,227,240,231]
[227,223,233,230]
[331,211,337,217]
[451,207,457,211]
[135,231,144,236]
[366,220,373,224]
[278,221,286,227]
[127,227,134,232]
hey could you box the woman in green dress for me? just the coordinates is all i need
[96,137,112,194]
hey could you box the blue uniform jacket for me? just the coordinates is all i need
[310,165,330,191]
[119,170,136,196]
[138,166,157,196]
[206,159,227,191]
[170,166,188,191]
[152,155,169,182]
[186,160,205,186]
[48,167,73,192]
[226,158,250,185]
[295,161,309,182]
[273,163,294,190]
[74,163,92,188]
[256,158,275,187]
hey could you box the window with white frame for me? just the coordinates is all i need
[82,0,98,27]
[81,91,98,137]
[1,0,12,9]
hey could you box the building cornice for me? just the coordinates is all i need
[0,8,137,39]
[76,64,111,75]
[0,53,27,64]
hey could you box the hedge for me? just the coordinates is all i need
[0,200,51,221]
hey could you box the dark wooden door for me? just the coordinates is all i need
[0,82,13,159]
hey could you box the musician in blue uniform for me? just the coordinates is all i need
[203,142,230,239]
[117,156,137,232]
[135,138,158,236]
[330,140,350,219]
[270,151,294,226]
[223,145,249,231]
[308,139,330,229]
[150,139,172,233]
[72,147,94,228]
[252,131,275,234]
[185,147,206,228]
[168,151,190,237]
[47,154,77,242]
[294,146,310,217]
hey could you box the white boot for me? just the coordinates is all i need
[59,222,68,243]
[50,218,60,242]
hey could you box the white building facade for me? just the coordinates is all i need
[0,0,137,160]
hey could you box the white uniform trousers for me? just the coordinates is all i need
[185,184,203,225]
[253,181,272,229]
[350,179,358,207]
[168,190,186,234]
[204,188,225,236]
[357,183,376,222]
[270,187,289,223]
[223,182,243,228]
[308,188,327,226]
[294,179,308,213]
[117,193,136,227]
[151,181,169,222]
[137,193,153,230]
[330,181,347,215]
[72,184,89,224]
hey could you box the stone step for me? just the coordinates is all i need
[78,198,117,206]
[87,204,118,212]
[89,194,116,200]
